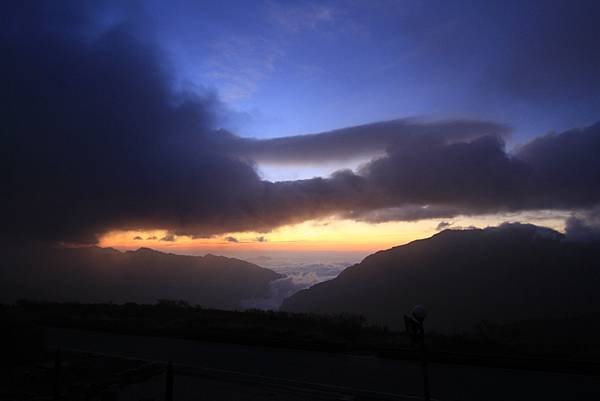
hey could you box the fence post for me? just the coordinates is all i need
[165,360,173,401]
[421,336,430,401]
[404,305,430,401]
[53,347,61,401]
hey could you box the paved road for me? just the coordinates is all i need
[45,327,600,401]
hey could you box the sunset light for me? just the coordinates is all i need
[3,2,600,399]
[99,212,568,255]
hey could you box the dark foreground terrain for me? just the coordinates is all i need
[8,301,600,364]
[44,327,600,401]
[4,302,600,400]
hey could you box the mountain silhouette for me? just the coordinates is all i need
[281,223,600,331]
[0,245,282,309]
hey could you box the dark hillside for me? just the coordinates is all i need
[0,244,282,309]
[282,224,600,331]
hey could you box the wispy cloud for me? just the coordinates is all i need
[200,34,283,102]
[268,2,336,32]
[224,235,269,244]
[198,3,365,104]
[160,234,176,242]
[436,221,453,231]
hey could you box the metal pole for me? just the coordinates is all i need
[406,306,431,401]
[165,360,173,401]
[421,340,430,401]
[53,347,61,401]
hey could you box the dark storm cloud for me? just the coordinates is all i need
[342,205,464,224]
[218,119,510,164]
[565,207,600,243]
[1,0,264,243]
[224,236,239,243]
[514,124,600,208]
[263,122,600,226]
[133,236,143,240]
[2,1,600,245]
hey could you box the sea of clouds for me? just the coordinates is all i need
[241,255,359,310]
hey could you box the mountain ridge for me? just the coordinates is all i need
[281,223,600,331]
[0,244,283,309]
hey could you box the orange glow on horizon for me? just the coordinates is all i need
[98,219,433,253]
[98,212,568,256]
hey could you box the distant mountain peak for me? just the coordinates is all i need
[204,253,222,259]
[282,223,599,332]
[2,244,282,309]
[132,247,162,254]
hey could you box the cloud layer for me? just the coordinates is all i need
[219,118,509,164]
[1,1,263,243]
[2,1,600,245]
[265,123,600,227]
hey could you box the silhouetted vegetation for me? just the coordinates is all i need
[429,315,600,360]
[381,315,600,374]
[4,301,600,376]
[8,300,600,370]
[9,300,403,353]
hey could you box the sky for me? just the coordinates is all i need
[149,1,600,142]
[2,0,600,257]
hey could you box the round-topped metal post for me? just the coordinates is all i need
[404,305,430,401]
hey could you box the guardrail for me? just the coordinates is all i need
[50,348,438,401]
